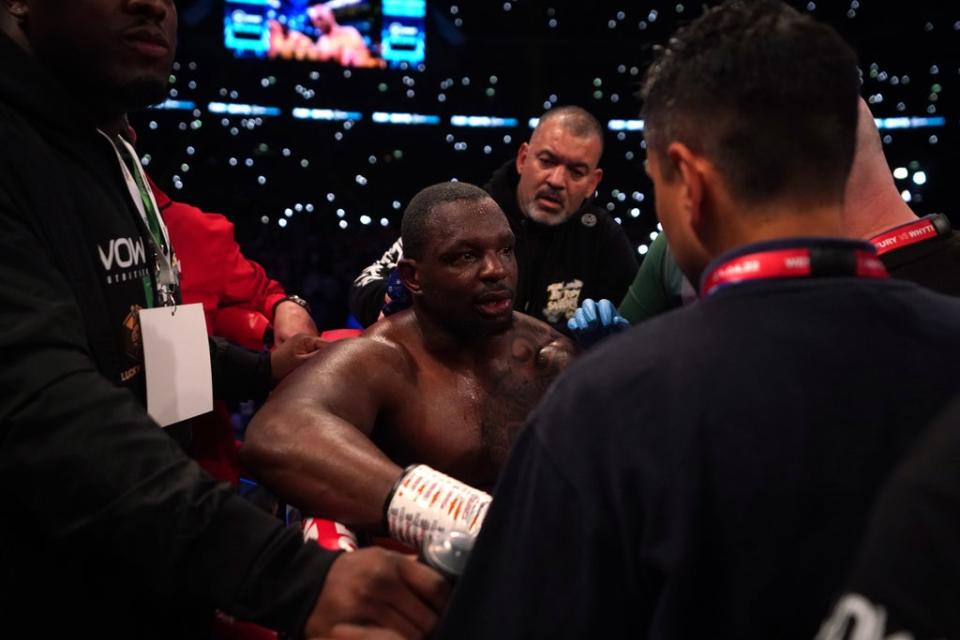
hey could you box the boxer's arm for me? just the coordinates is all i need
[242,337,407,531]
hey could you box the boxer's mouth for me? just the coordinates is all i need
[476,291,513,317]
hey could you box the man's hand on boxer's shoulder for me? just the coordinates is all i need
[270,333,327,382]
[273,300,319,345]
[304,547,451,640]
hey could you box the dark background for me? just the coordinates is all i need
[135,1,959,329]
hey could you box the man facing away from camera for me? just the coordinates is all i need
[435,2,960,638]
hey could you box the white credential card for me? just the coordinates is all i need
[139,303,213,427]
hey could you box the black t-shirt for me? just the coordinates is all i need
[819,396,960,640]
[882,229,960,296]
[437,244,960,640]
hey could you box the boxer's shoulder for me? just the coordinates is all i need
[320,324,417,383]
[362,310,417,348]
[507,312,577,372]
[513,312,576,349]
[359,333,417,375]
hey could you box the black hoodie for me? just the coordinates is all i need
[349,160,639,332]
[0,32,334,638]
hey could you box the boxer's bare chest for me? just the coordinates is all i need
[376,320,572,490]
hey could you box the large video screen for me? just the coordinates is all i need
[224,0,426,69]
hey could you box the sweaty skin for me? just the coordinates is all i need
[242,310,572,532]
[372,309,571,485]
[242,194,575,533]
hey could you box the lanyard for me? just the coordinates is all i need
[869,214,950,256]
[99,131,180,307]
[700,244,889,298]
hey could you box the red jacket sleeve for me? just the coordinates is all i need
[148,177,287,348]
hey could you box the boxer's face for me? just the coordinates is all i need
[23,0,176,111]
[415,198,518,334]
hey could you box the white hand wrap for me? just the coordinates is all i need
[385,464,492,551]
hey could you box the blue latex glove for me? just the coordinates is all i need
[567,298,630,348]
[381,268,413,317]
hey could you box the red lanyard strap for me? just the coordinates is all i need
[701,246,888,297]
[870,214,950,256]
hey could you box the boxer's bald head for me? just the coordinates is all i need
[401,181,493,260]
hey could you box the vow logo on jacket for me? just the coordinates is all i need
[98,237,147,271]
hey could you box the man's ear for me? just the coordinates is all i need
[587,167,603,197]
[515,142,529,175]
[397,258,421,296]
[666,142,709,231]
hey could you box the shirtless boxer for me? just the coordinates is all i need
[241,182,575,552]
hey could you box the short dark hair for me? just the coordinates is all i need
[640,0,859,207]
[537,105,605,157]
[401,181,492,260]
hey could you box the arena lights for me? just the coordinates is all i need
[874,116,946,130]
[608,119,645,131]
[208,102,281,117]
[450,116,519,128]
[156,101,950,135]
[372,112,441,125]
[291,108,363,121]
[152,99,197,111]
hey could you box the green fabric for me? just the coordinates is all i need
[116,140,165,252]
[115,139,162,308]
[618,232,685,323]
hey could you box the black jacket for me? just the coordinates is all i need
[0,33,334,638]
[349,160,639,332]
